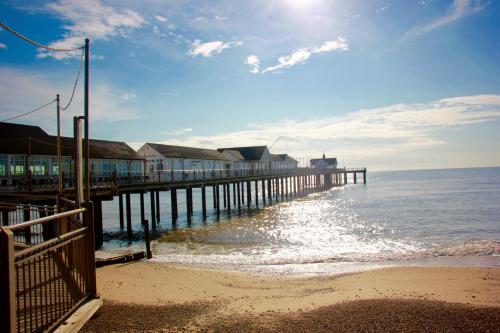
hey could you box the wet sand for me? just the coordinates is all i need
[82,262,500,332]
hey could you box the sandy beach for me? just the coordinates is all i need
[82,262,500,332]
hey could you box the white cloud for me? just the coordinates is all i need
[187,40,242,58]
[0,66,139,134]
[154,94,500,163]
[245,55,261,74]
[376,4,390,14]
[154,14,167,22]
[214,15,228,21]
[0,42,6,49]
[38,0,145,59]
[161,128,193,136]
[152,25,167,38]
[406,0,485,37]
[120,93,136,100]
[249,37,348,74]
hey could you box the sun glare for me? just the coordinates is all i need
[285,0,321,10]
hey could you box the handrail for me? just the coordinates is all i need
[5,208,86,232]
[14,226,88,261]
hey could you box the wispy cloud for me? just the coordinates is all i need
[154,14,167,22]
[247,37,349,74]
[376,4,390,14]
[187,40,242,58]
[154,94,500,161]
[160,128,193,136]
[38,0,145,59]
[406,0,486,37]
[0,42,6,49]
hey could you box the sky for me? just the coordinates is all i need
[0,0,499,171]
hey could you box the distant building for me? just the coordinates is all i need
[138,143,229,181]
[218,149,248,176]
[218,146,272,175]
[271,154,299,173]
[0,122,142,186]
[310,154,338,169]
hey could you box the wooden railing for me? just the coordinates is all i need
[0,201,97,333]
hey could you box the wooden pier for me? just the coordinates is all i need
[0,168,367,249]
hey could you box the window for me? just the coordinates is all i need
[0,154,7,177]
[10,155,25,176]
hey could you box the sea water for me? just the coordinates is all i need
[100,167,500,275]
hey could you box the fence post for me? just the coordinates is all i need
[83,202,97,297]
[0,227,16,333]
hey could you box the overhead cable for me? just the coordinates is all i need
[61,47,84,111]
[1,99,57,122]
[0,20,83,52]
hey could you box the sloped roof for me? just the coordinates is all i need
[310,157,337,166]
[271,153,298,164]
[221,149,245,161]
[148,143,228,161]
[218,146,268,161]
[0,121,141,160]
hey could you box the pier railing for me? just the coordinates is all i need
[0,201,97,333]
[0,167,366,192]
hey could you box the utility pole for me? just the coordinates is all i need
[56,94,62,209]
[84,38,90,203]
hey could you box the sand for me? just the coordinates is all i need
[82,262,500,332]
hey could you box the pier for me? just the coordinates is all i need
[0,167,367,249]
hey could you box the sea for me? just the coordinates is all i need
[99,167,500,275]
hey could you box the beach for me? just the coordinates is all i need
[82,262,500,332]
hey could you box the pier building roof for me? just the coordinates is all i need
[0,121,141,160]
[145,143,228,161]
[218,146,269,161]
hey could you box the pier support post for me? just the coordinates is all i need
[262,179,266,204]
[281,177,284,200]
[344,172,347,184]
[126,193,132,237]
[241,182,245,204]
[118,193,124,229]
[201,185,207,219]
[354,173,357,184]
[237,182,241,210]
[233,183,236,204]
[254,180,259,206]
[171,188,178,222]
[216,184,220,218]
[186,187,192,223]
[223,184,227,208]
[363,170,367,184]
[213,186,217,208]
[247,181,251,207]
[140,192,145,226]
[226,184,231,211]
[150,191,156,225]
[267,178,272,202]
[156,190,160,223]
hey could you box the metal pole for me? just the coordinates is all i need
[84,38,90,203]
[56,94,62,209]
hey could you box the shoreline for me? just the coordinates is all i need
[82,260,500,331]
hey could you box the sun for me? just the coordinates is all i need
[285,0,321,10]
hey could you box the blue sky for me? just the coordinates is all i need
[1,0,499,170]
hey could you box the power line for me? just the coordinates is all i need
[1,99,57,122]
[61,47,84,111]
[0,20,83,52]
